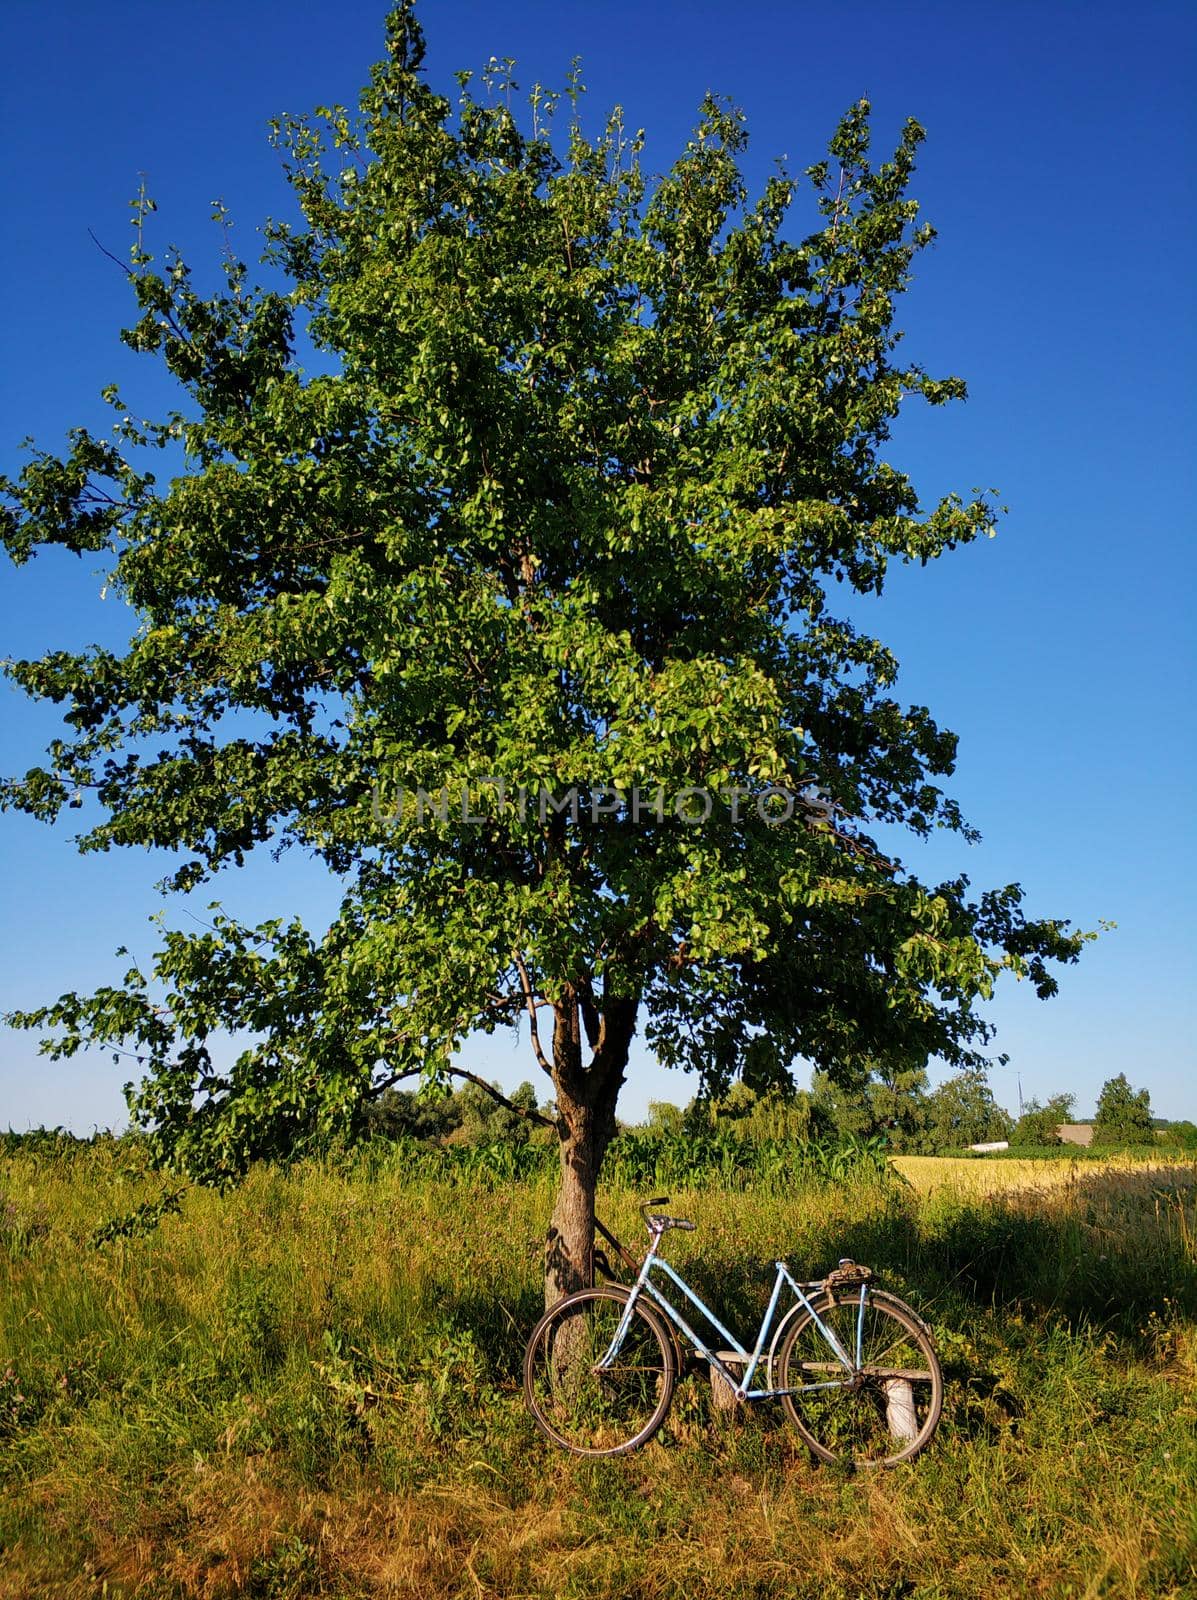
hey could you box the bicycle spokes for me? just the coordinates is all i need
[524,1288,675,1456]
[778,1289,943,1467]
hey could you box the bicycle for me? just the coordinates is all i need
[523,1197,943,1464]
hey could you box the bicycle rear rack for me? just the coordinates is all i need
[825,1258,873,1288]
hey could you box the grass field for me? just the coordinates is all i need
[891,1152,1196,1197]
[1,1140,1194,1598]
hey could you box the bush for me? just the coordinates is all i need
[1010,1095,1075,1147]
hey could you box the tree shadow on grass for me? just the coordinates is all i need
[827,1162,1197,1333]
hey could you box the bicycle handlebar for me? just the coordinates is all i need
[588,1201,695,1284]
[640,1196,697,1232]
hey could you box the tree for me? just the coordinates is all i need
[362,1084,461,1143]
[0,4,1089,1303]
[1009,1093,1075,1147]
[1158,1120,1197,1150]
[864,1059,932,1153]
[810,1058,930,1151]
[644,1100,684,1133]
[924,1068,1013,1152]
[451,1079,546,1146]
[810,1066,879,1143]
[1091,1074,1154,1147]
[364,1073,548,1144]
[695,1081,826,1142]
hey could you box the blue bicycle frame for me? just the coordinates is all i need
[602,1226,868,1400]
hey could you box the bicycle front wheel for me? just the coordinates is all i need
[523,1286,676,1457]
[776,1287,943,1467]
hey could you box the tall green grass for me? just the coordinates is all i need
[0,1124,894,1193]
[1,1138,1194,1598]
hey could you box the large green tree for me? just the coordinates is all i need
[924,1068,1013,1152]
[1091,1073,1154,1147]
[1,6,1088,1300]
[809,1060,932,1151]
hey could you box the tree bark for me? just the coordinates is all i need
[544,987,636,1308]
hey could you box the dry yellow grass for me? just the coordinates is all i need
[890,1153,1192,1198]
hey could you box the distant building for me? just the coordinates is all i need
[1057,1124,1094,1146]
[968,1140,1009,1153]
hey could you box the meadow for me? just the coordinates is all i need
[1,1138,1194,1599]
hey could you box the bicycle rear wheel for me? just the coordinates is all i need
[776,1287,942,1466]
[523,1286,676,1457]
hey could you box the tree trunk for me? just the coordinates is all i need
[543,987,636,1308]
[545,1099,608,1306]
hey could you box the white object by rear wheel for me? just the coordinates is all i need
[776,1287,943,1466]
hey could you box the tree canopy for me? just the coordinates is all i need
[1092,1074,1154,1147]
[1,4,1089,1294]
[923,1069,1013,1151]
[1009,1093,1076,1147]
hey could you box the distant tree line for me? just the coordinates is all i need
[4,1068,1190,1166]
[361,1063,1194,1157]
[1007,1075,1195,1151]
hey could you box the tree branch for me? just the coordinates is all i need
[447,1067,555,1129]
[87,227,135,281]
[367,1066,423,1098]
[367,1062,554,1130]
[513,950,553,1077]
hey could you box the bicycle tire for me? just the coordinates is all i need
[523,1285,677,1457]
[776,1286,943,1467]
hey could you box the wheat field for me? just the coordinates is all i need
[892,1152,1195,1196]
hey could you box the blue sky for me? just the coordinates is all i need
[1,0,1194,1130]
